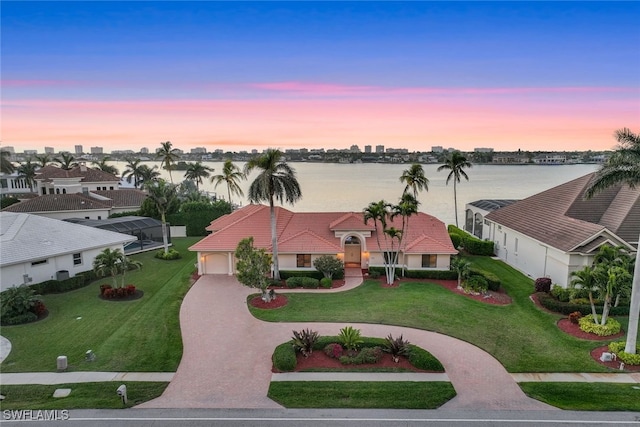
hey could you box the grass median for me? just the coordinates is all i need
[519,382,640,411]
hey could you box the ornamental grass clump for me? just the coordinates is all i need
[384,334,411,363]
[291,328,319,357]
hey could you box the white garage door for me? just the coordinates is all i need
[204,253,230,275]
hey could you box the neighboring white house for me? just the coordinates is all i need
[34,164,120,195]
[0,212,136,291]
[190,204,457,276]
[483,173,639,287]
[0,171,37,199]
[464,199,518,239]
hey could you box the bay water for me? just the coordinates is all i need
[115,161,599,227]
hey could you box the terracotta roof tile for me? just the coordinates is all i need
[92,189,147,208]
[2,193,111,213]
[190,204,457,255]
[35,165,120,183]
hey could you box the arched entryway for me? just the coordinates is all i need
[343,235,361,267]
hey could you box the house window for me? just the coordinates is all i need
[31,259,47,266]
[73,253,82,265]
[296,254,311,268]
[383,252,398,264]
[109,186,114,190]
[422,254,437,268]
[514,238,519,254]
[97,216,102,220]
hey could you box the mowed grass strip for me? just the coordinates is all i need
[1,238,200,373]
[268,381,456,409]
[0,382,168,410]
[251,256,633,373]
[519,382,640,411]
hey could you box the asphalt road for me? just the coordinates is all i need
[3,409,640,427]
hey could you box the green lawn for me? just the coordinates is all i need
[0,382,169,410]
[251,256,636,373]
[519,382,640,411]
[1,237,199,373]
[268,381,456,409]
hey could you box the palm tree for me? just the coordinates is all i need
[55,153,78,170]
[138,164,161,187]
[119,255,142,288]
[244,148,302,280]
[16,160,38,192]
[93,248,124,288]
[1,150,15,174]
[211,159,246,205]
[122,158,144,189]
[156,141,180,183]
[392,192,420,277]
[92,156,119,175]
[570,266,600,321]
[437,151,472,227]
[585,127,640,354]
[400,163,429,199]
[34,154,51,168]
[145,179,178,254]
[450,256,472,289]
[184,162,213,191]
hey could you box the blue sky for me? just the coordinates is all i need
[2,1,639,152]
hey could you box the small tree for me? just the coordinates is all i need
[313,255,344,279]
[450,256,471,289]
[120,255,142,288]
[93,248,123,288]
[235,237,273,302]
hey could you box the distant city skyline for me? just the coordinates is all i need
[2,2,639,153]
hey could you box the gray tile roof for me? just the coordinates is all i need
[1,189,147,213]
[0,212,136,267]
[485,173,640,251]
[35,165,120,182]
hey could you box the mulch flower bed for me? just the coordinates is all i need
[380,277,512,305]
[590,345,640,372]
[556,318,624,341]
[272,350,428,373]
[99,290,144,301]
[249,294,288,309]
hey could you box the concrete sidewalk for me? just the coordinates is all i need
[0,371,174,385]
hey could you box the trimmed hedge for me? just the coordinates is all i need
[469,268,501,291]
[280,270,345,281]
[155,249,182,260]
[447,225,494,256]
[408,345,445,372]
[404,270,458,280]
[285,277,320,289]
[1,312,37,326]
[29,270,98,295]
[536,292,630,316]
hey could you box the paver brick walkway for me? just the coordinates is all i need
[137,273,553,410]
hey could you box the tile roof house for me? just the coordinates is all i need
[2,189,147,221]
[484,173,639,287]
[0,212,136,291]
[35,164,120,196]
[189,204,457,275]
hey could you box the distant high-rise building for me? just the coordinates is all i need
[2,146,15,154]
[364,145,372,154]
[350,145,360,153]
[375,145,384,154]
[140,147,149,154]
[74,145,83,154]
[251,149,258,155]
[190,147,207,154]
[90,147,103,154]
[431,146,444,153]
[44,147,55,154]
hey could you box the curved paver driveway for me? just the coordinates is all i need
[138,274,552,410]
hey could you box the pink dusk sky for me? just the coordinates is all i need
[2,2,639,153]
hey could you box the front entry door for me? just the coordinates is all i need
[344,244,361,265]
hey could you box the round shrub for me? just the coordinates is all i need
[300,277,320,289]
[285,277,304,288]
[534,277,552,293]
[578,315,621,336]
[155,249,182,260]
[320,278,332,289]
[324,343,344,359]
[608,341,640,365]
[272,342,297,372]
[463,275,488,293]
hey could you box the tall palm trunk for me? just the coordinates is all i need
[588,291,599,323]
[453,180,459,227]
[161,212,169,254]
[626,232,640,354]
[269,197,280,280]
